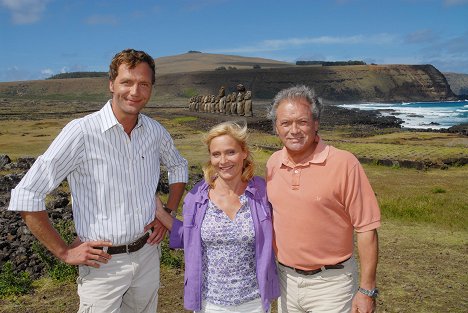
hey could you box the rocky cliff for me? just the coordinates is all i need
[443,72,468,96]
[0,64,456,104]
[156,64,457,103]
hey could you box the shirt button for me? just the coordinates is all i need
[294,169,299,173]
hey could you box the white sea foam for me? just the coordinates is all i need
[339,101,468,129]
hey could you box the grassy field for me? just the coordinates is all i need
[0,108,467,312]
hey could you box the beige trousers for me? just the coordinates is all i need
[277,257,358,313]
[77,243,161,313]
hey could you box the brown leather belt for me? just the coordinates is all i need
[279,257,350,276]
[99,229,152,255]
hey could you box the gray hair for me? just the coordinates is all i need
[266,85,323,128]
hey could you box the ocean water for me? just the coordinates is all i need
[338,100,468,129]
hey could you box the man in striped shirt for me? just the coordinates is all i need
[8,49,188,312]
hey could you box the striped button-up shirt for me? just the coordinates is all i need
[9,101,188,245]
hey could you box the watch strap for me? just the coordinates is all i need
[163,204,177,217]
[358,287,379,298]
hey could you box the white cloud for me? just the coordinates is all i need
[209,34,397,54]
[0,0,49,24]
[40,68,53,78]
[263,34,396,49]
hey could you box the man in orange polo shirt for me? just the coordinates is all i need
[266,85,381,313]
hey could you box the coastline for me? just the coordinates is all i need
[335,100,468,134]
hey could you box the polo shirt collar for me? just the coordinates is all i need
[280,135,329,167]
[99,100,144,133]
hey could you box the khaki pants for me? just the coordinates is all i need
[77,243,161,313]
[277,257,358,313]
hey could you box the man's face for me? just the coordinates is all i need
[275,98,319,161]
[109,62,153,121]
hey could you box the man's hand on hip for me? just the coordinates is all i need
[63,238,112,268]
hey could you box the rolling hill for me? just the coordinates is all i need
[154,52,294,74]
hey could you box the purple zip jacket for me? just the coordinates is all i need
[169,176,280,312]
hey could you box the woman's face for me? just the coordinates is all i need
[209,134,247,183]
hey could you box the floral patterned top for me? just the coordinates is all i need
[200,194,260,306]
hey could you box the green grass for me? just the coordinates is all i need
[0,262,33,297]
[171,116,198,123]
[0,119,68,160]
[364,165,467,230]
[1,110,467,312]
[331,141,467,163]
[179,88,198,98]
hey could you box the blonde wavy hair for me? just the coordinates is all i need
[202,121,255,188]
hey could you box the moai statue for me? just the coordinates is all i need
[210,95,216,113]
[236,84,246,116]
[195,95,202,112]
[244,90,253,117]
[205,95,211,112]
[189,96,195,111]
[225,94,232,115]
[203,95,210,112]
[218,86,226,114]
[199,95,204,112]
[230,91,237,115]
[200,95,206,112]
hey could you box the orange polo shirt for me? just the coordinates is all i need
[266,138,381,270]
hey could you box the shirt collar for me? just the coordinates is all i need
[279,135,330,168]
[99,100,144,133]
[245,177,260,199]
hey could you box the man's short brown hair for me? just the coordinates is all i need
[109,49,156,84]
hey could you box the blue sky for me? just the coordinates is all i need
[1,0,467,82]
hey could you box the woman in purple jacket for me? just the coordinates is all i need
[156,121,280,313]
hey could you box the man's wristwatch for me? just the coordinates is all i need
[358,287,379,299]
[163,204,177,217]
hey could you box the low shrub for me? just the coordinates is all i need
[0,261,33,297]
[431,187,446,194]
[160,238,184,269]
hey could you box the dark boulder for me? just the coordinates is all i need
[0,154,11,169]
